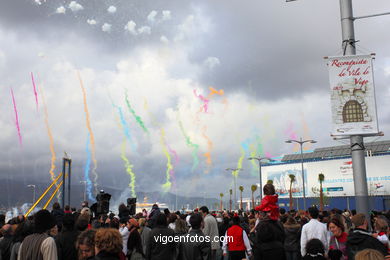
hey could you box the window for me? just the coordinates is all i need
[343,100,364,123]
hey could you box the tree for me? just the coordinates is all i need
[229,189,233,212]
[288,174,296,210]
[251,185,258,209]
[239,186,244,210]
[267,180,273,185]
[219,193,224,211]
[318,173,325,211]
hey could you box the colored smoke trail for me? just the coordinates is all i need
[117,106,136,151]
[178,118,199,172]
[201,126,213,168]
[30,72,39,111]
[78,72,98,194]
[40,86,58,189]
[235,148,246,177]
[301,114,312,151]
[208,87,224,98]
[125,89,149,133]
[120,142,136,197]
[84,135,94,201]
[285,121,299,152]
[167,144,179,189]
[193,89,210,113]
[160,128,173,192]
[10,88,22,146]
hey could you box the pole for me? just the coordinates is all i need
[258,161,263,200]
[33,186,36,205]
[62,158,66,209]
[340,0,370,219]
[234,175,237,210]
[68,159,72,207]
[300,138,307,210]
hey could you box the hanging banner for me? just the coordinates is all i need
[327,54,379,136]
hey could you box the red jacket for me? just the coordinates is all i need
[255,194,279,220]
[227,225,246,251]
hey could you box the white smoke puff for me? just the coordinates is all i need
[160,35,169,44]
[138,26,151,35]
[34,0,45,5]
[68,1,84,12]
[87,19,97,25]
[124,21,137,35]
[102,23,112,32]
[147,10,158,22]
[56,6,66,14]
[107,6,117,14]
[162,10,171,21]
[204,57,220,69]
[385,67,390,76]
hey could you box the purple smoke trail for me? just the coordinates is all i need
[31,72,39,111]
[10,88,22,146]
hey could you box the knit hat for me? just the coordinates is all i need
[34,209,56,233]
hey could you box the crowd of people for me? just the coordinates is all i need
[0,184,390,260]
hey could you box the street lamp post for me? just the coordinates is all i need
[248,157,275,201]
[226,168,243,210]
[80,181,87,202]
[27,184,36,204]
[285,138,317,210]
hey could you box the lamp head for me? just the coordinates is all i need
[285,140,293,143]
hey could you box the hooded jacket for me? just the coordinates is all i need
[255,195,279,221]
[283,223,301,252]
[346,228,387,259]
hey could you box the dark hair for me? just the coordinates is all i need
[53,202,61,210]
[305,238,325,256]
[76,215,89,231]
[263,184,275,195]
[168,213,177,224]
[285,216,297,225]
[76,229,96,253]
[12,221,34,243]
[199,206,209,214]
[308,207,319,219]
[328,249,343,260]
[328,216,345,232]
[127,229,144,257]
[232,216,240,225]
[190,213,203,229]
[156,213,168,227]
[64,205,70,211]
[62,213,75,231]
[279,208,286,215]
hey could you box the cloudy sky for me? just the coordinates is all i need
[0,0,389,202]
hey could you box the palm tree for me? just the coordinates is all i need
[288,174,296,210]
[219,193,224,211]
[251,185,258,209]
[229,189,233,212]
[267,180,273,185]
[319,173,325,211]
[239,186,244,210]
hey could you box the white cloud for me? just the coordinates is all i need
[162,10,172,21]
[102,23,112,32]
[385,66,390,76]
[124,21,137,35]
[147,10,158,22]
[107,6,117,14]
[160,35,169,44]
[0,51,6,70]
[56,6,66,14]
[138,26,151,35]
[68,1,84,12]
[204,57,220,69]
[34,0,45,5]
[87,19,97,25]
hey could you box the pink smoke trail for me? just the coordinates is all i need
[193,89,210,113]
[285,121,299,152]
[31,72,39,111]
[10,88,22,146]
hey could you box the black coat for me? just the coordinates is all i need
[52,209,65,230]
[178,229,211,260]
[93,251,120,260]
[283,223,301,252]
[146,225,176,260]
[255,219,286,260]
[55,229,80,260]
[346,228,387,259]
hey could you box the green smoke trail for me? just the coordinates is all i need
[125,89,149,133]
[235,148,245,177]
[178,118,199,172]
[120,141,136,197]
[161,129,172,192]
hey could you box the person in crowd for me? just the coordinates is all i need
[138,218,151,256]
[346,213,387,259]
[280,208,288,224]
[119,217,131,255]
[119,204,131,221]
[147,204,161,229]
[222,214,251,260]
[328,217,348,259]
[146,213,176,260]
[300,207,328,257]
[302,239,326,260]
[56,213,80,260]
[64,205,72,214]
[0,214,5,229]
[255,184,279,221]
[354,249,386,260]
[18,209,58,260]
[77,214,91,232]
[10,220,34,260]
[52,202,65,232]
[93,228,124,260]
[0,224,14,260]
[126,224,145,260]
[76,229,96,260]
[199,206,221,260]
[174,218,188,235]
[283,216,301,260]
[168,213,177,230]
[373,217,389,248]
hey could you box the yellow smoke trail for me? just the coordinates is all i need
[120,141,136,197]
[78,72,98,195]
[160,128,172,192]
[39,85,59,197]
[235,148,245,177]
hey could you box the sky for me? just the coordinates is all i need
[0,0,390,202]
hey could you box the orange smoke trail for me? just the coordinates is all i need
[78,72,98,194]
[201,126,213,171]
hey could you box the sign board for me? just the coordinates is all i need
[327,54,379,136]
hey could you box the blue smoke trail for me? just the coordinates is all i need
[84,134,94,201]
[117,106,136,151]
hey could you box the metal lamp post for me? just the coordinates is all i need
[80,181,87,202]
[27,184,36,204]
[248,157,274,201]
[226,168,243,210]
[285,138,317,210]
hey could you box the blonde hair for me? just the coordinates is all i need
[374,218,389,233]
[355,249,385,260]
[95,228,123,254]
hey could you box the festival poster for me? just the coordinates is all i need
[327,54,379,136]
